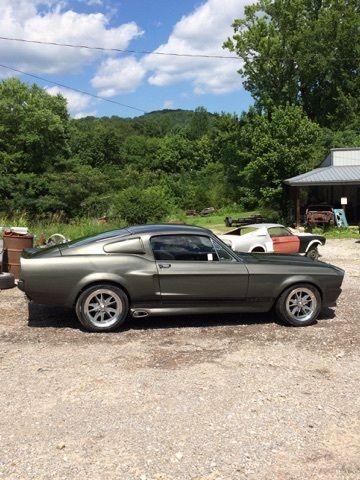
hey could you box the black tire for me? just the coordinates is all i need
[0,272,15,290]
[306,246,320,260]
[275,283,321,327]
[75,284,129,332]
[251,247,265,253]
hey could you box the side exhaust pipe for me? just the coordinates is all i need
[132,309,149,318]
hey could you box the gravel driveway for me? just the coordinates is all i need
[0,239,359,480]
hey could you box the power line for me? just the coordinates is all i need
[0,64,147,113]
[0,36,240,60]
[0,36,358,62]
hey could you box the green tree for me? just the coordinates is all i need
[155,134,211,173]
[0,78,70,174]
[120,135,161,170]
[185,106,211,140]
[209,113,243,200]
[223,105,324,207]
[113,186,171,224]
[224,0,360,128]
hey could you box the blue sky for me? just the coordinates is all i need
[0,0,253,117]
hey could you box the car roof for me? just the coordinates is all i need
[307,205,332,209]
[60,224,213,251]
[126,224,212,235]
[239,223,284,229]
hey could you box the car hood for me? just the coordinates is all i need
[239,252,343,272]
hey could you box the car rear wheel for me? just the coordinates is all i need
[0,272,15,290]
[276,284,321,327]
[306,246,320,260]
[75,284,129,332]
[251,247,265,253]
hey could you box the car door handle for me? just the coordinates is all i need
[159,263,171,269]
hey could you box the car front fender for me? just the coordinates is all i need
[274,275,324,300]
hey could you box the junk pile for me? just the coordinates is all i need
[1,227,34,279]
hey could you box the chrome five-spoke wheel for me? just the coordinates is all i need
[276,283,321,327]
[84,289,123,328]
[285,287,316,322]
[76,284,129,332]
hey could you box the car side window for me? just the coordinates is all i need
[150,235,219,262]
[268,227,292,238]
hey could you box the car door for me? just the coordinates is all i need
[268,227,300,253]
[150,234,249,305]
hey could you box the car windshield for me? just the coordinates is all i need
[59,228,130,249]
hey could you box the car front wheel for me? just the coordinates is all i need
[75,284,129,332]
[276,284,321,327]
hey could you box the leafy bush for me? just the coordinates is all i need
[112,186,171,224]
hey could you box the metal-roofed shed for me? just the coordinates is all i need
[285,148,360,225]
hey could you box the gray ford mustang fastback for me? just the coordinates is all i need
[18,224,344,332]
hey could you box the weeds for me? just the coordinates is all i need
[1,208,358,243]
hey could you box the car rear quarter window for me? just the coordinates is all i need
[239,227,258,236]
[104,237,145,254]
[150,235,218,262]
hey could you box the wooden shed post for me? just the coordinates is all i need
[294,187,301,227]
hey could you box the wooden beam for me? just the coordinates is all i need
[294,187,301,227]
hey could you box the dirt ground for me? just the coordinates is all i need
[0,239,359,480]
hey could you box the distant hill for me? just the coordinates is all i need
[73,108,215,137]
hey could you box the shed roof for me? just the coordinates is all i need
[284,166,360,186]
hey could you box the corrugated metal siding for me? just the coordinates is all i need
[285,166,360,186]
[332,149,360,166]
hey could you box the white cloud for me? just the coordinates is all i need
[73,110,97,119]
[163,99,174,109]
[46,86,95,116]
[0,0,143,75]
[143,0,246,95]
[91,57,146,96]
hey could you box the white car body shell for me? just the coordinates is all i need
[219,223,322,254]
[219,224,273,253]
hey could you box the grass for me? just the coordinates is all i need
[0,215,123,245]
[307,226,359,239]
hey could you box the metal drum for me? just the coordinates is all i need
[3,232,34,278]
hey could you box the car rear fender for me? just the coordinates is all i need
[249,244,266,253]
[305,240,322,253]
[66,273,131,307]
